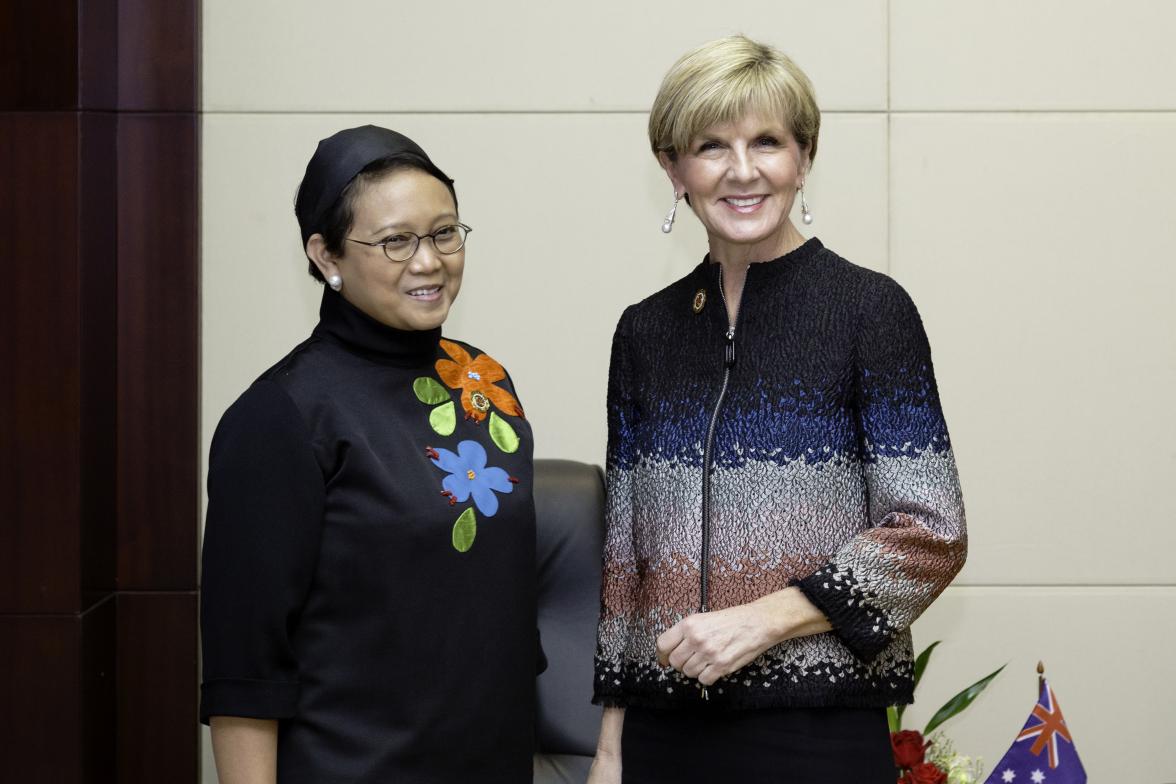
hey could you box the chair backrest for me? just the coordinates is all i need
[533,459,606,782]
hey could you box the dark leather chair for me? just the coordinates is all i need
[533,459,606,783]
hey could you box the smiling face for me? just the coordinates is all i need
[309,167,464,331]
[661,112,809,264]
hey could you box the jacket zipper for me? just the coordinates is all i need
[698,266,742,699]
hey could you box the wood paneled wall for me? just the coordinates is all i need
[0,2,200,780]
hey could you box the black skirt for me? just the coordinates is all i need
[622,705,895,784]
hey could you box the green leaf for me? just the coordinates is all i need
[451,507,476,552]
[429,401,456,436]
[413,376,450,405]
[897,640,942,725]
[488,411,519,453]
[923,663,1006,736]
[913,641,941,690]
[887,705,901,733]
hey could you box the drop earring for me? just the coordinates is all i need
[327,274,343,292]
[799,184,813,226]
[661,191,682,234]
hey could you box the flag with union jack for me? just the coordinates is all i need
[983,678,1086,784]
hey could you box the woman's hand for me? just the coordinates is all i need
[655,587,832,686]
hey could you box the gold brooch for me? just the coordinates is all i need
[692,289,707,314]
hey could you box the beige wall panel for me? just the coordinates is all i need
[202,112,887,484]
[890,114,1176,585]
[891,0,1176,110]
[201,726,214,784]
[202,0,886,112]
[907,587,1176,783]
[808,114,889,273]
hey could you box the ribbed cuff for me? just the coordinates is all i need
[200,678,300,725]
[591,692,630,709]
[591,673,631,709]
[794,565,895,665]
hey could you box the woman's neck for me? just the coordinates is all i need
[708,222,807,325]
[708,220,807,268]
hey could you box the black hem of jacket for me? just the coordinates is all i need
[591,685,914,711]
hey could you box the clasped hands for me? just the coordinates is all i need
[655,586,832,686]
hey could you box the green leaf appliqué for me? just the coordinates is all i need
[488,412,519,453]
[451,507,476,552]
[429,401,456,436]
[413,376,450,405]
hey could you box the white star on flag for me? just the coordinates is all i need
[1002,771,1016,783]
[1031,771,1046,783]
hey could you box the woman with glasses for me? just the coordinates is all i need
[589,37,966,783]
[200,125,539,783]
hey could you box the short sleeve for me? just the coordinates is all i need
[199,379,325,723]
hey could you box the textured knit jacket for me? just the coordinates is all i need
[593,238,966,710]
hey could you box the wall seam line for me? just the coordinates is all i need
[885,0,893,278]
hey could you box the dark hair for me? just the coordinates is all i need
[304,154,459,281]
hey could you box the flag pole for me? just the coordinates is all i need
[1037,660,1045,692]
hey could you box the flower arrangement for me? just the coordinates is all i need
[889,641,1004,784]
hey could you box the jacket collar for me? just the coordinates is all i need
[700,236,824,281]
[692,237,825,318]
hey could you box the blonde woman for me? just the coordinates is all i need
[589,36,965,783]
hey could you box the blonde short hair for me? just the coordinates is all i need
[648,35,821,163]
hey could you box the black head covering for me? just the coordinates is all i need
[294,125,453,247]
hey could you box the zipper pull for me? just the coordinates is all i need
[701,686,709,700]
[724,327,736,368]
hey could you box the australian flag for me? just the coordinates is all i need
[983,678,1086,784]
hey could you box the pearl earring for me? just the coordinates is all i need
[661,192,682,234]
[327,274,343,291]
[799,185,813,225]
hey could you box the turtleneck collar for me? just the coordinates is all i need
[311,286,441,367]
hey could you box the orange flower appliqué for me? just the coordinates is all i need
[435,339,524,422]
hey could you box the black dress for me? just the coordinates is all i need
[200,288,539,783]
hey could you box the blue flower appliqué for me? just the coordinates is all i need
[431,440,514,516]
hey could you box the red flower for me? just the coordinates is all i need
[891,730,928,769]
[906,762,947,784]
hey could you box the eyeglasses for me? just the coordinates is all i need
[346,223,472,262]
